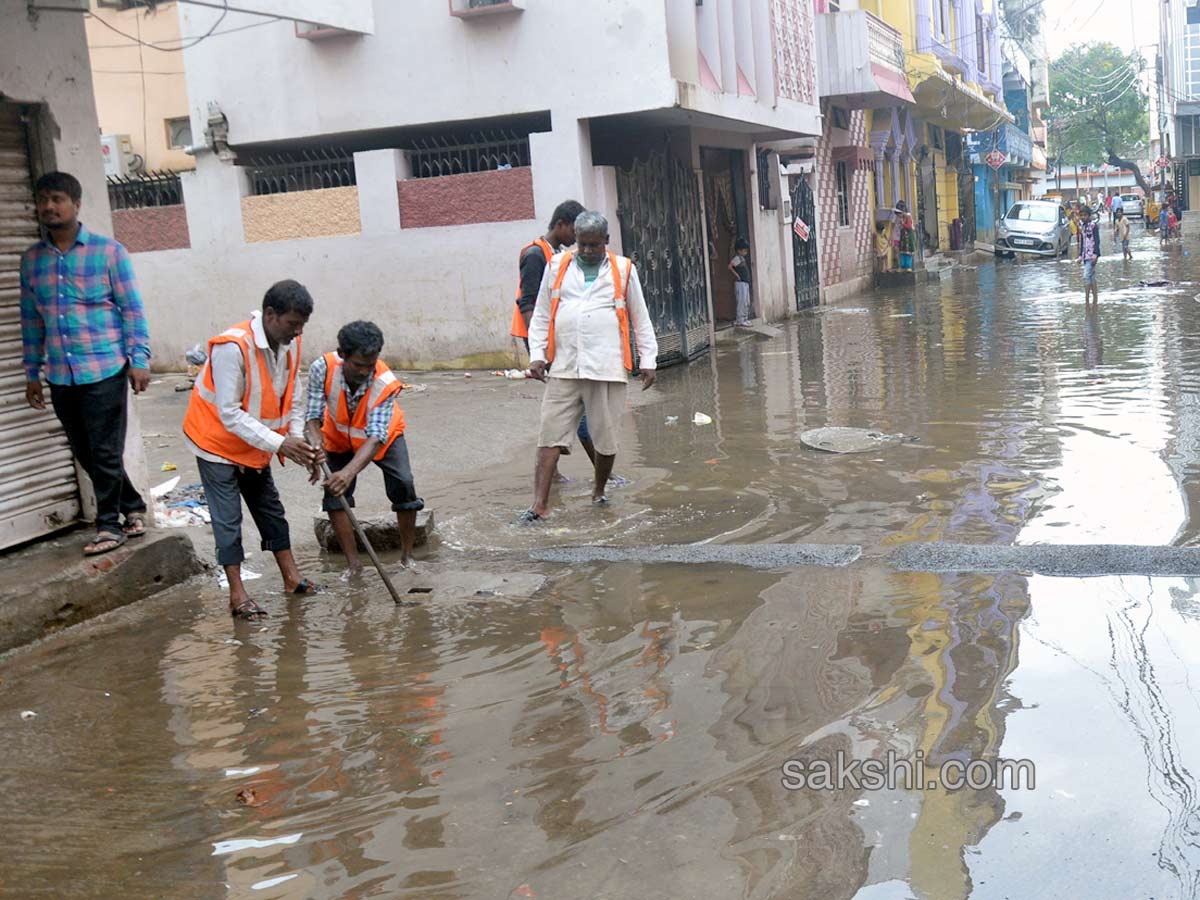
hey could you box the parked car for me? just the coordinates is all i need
[1119,193,1144,219]
[995,200,1072,258]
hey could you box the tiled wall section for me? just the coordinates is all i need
[241,186,361,243]
[816,107,874,287]
[397,166,535,229]
[112,205,190,253]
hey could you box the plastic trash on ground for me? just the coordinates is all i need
[692,412,713,425]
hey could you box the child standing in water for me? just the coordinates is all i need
[728,238,753,326]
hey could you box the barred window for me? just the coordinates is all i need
[835,161,850,227]
[405,129,530,179]
[240,148,356,196]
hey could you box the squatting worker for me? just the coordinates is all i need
[20,171,151,557]
[304,320,424,571]
[511,199,596,467]
[183,280,323,621]
[520,211,658,523]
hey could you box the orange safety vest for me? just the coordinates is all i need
[182,319,301,469]
[319,352,406,460]
[545,250,636,372]
[510,237,555,339]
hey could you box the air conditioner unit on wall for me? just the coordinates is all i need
[100,134,134,178]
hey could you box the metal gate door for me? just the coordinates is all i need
[0,103,82,550]
[791,176,819,310]
[957,170,977,245]
[616,149,710,367]
[919,159,939,251]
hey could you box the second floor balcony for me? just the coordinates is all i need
[816,10,914,108]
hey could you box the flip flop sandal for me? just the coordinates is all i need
[122,513,148,538]
[292,578,323,596]
[592,496,611,507]
[231,599,268,620]
[517,508,544,525]
[84,530,127,557]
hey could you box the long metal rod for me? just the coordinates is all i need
[321,462,405,606]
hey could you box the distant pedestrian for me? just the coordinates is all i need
[874,221,892,275]
[1160,202,1171,245]
[728,237,754,326]
[521,211,658,522]
[1114,209,1132,260]
[1110,192,1123,226]
[20,171,151,557]
[1077,205,1101,305]
[897,204,915,271]
[1104,193,1113,223]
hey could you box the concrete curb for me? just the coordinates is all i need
[531,544,862,569]
[0,531,206,654]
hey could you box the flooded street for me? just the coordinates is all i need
[8,226,1200,899]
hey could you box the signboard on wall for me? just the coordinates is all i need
[793,218,810,241]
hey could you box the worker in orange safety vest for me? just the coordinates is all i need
[183,280,323,621]
[305,320,424,570]
[511,199,596,471]
[520,211,658,523]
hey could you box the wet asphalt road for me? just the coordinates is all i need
[4,222,1200,899]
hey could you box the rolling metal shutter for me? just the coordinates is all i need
[0,103,82,550]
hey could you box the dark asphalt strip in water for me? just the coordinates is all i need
[533,543,1200,576]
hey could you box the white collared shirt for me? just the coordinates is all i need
[186,311,304,465]
[527,252,658,383]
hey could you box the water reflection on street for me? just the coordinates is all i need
[5,228,1200,898]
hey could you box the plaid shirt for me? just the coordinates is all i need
[306,355,395,443]
[20,224,151,386]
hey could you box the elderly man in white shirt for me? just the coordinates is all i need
[520,211,658,522]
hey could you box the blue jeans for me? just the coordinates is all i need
[1082,259,1096,285]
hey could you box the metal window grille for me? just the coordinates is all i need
[757,150,772,207]
[106,171,184,210]
[242,148,356,196]
[406,130,530,179]
[835,161,850,227]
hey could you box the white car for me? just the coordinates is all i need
[995,200,1072,258]
[1118,193,1144,219]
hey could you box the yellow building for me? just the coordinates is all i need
[86,0,194,173]
[854,0,1011,251]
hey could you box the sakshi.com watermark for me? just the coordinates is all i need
[780,750,1036,792]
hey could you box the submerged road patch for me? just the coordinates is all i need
[891,543,1200,576]
[531,544,862,569]
[532,542,1200,577]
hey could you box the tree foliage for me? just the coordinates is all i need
[1048,42,1151,190]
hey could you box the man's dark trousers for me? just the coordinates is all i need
[49,368,146,533]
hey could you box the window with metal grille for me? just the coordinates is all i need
[240,148,356,196]
[835,161,850,227]
[976,14,986,73]
[406,129,530,178]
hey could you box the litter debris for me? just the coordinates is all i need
[236,787,264,807]
[218,568,261,589]
[665,415,679,425]
[692,412,713,425]
[400,382,428,393]
[464,372,472,379]
[153,481,211,527]
[800,427,916,453]
[151,476,181,498]
[161,462,177,472]
[504,369,528,380]
[185,344,208,366]
[20,710,37,721]
[1138,279,1171,287]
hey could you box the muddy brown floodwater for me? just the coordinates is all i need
[6,227,1200,899]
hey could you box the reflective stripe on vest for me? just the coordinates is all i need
[510,237,555,339]
[320,352,405,461]
[544,250,635,372]
[182,320,300,468]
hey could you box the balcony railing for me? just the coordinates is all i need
[107,171,183,210]
[866,13,905,73]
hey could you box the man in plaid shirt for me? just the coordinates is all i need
[20,172,151,556]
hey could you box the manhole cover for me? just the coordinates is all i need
[800,427,910,454]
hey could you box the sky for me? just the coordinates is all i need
[1043,0,1147,59]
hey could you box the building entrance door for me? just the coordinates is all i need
[701,148,749,325]
[790,175,820,310]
